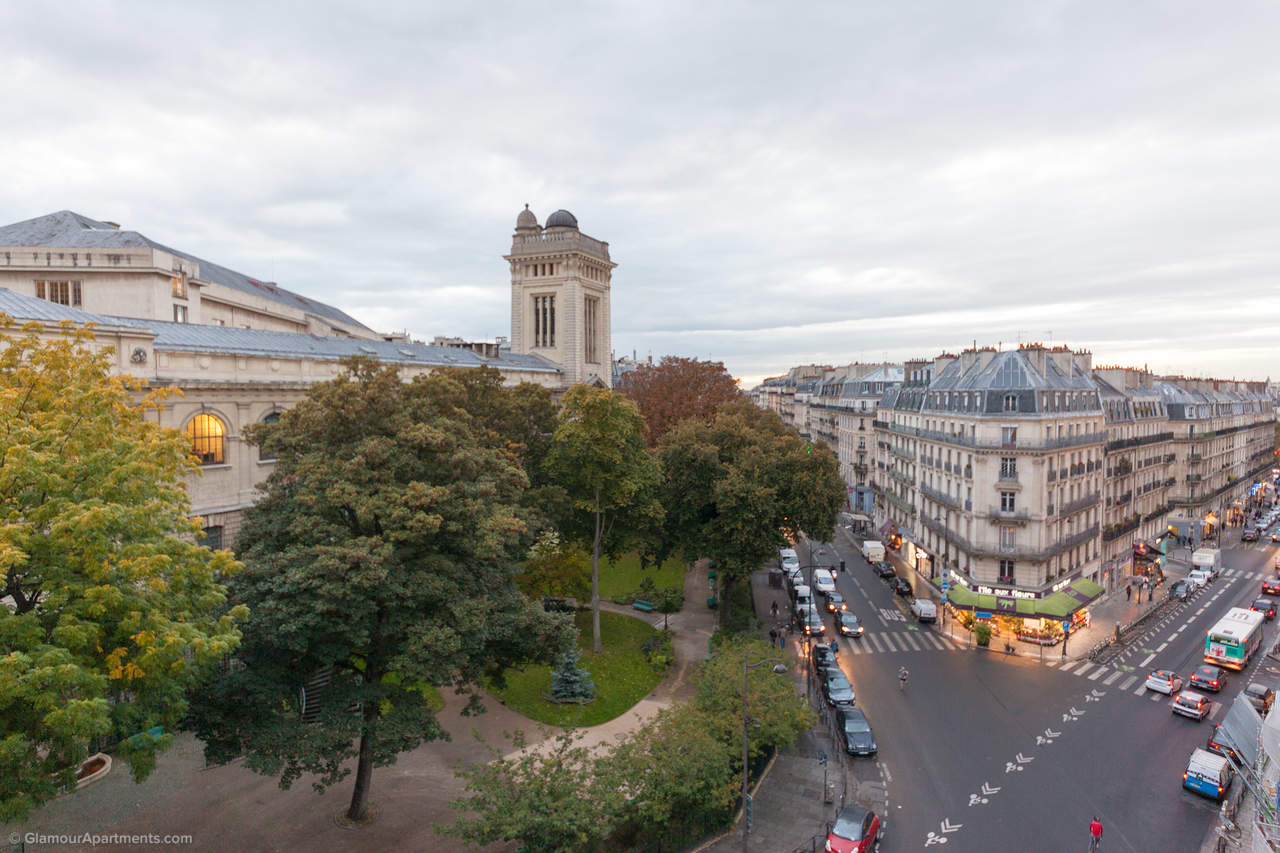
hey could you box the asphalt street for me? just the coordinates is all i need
[790,531,1280,852]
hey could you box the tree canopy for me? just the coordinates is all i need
[656,400,845,622]
[189,359,569,821]
[544,385,663,653]
[0,319,245,821]
[615,356,742,445]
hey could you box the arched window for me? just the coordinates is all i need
[186,414,226,465]
[258,412,281,461]
[1003,393,1018,412]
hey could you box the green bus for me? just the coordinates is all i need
[1204,607,1265,670]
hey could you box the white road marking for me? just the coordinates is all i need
[1118,674,1137,689]
[1089,667,1107,681]
[1140,652,1157,667]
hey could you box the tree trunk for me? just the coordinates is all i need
[592,486,602,654]
[346,684,380,821]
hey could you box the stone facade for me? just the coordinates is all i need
[0,206,601,547]
[505,207,614,387]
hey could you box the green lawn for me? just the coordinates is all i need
[594,552,684,599]
[488,610,664,727]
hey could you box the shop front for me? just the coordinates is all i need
[937,574,1103,648]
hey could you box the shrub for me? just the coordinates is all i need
[975,622,992,646]
[640,630,675,672]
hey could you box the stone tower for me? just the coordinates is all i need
[506,206,615,388]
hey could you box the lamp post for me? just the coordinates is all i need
[742,650,788,853]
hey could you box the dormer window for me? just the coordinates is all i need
[1003,393,1018,412]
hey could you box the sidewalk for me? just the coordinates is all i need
[694,570,851,852]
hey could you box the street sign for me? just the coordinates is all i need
[1061,620,1071,632]
[976,611,993,619]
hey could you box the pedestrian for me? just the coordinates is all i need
[769,628,777,646]
[1148,587,1153,602]
[1125,583,1131,601]
[770,600,779,617]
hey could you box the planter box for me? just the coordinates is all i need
[75,753,112,789]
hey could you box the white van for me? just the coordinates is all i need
[910,599,937,623]
[1183,748,1232,801]
[792,585,813,613]
[779,548,800,571]
[861,540,885,563]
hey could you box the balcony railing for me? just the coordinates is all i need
[1105,431,1174,453]
[921,483,962,510]
[1060,492,1101,517]
[1047,470,1057,483]
[1102,515,1140,541]
[988,507,1031,524]
[886,422,1106,451]
[998,471,1019,483]
[890,445,916,462]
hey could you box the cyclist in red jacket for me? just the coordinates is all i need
[1088,816,1103,850]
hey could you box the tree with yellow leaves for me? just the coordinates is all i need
[0,318,246,821]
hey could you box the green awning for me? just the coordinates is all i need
[939,576,1103,619]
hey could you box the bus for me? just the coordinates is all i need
[1204,607,1266,670]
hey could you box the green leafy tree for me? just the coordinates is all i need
[443,729,622,852]
[189,359,569,822]
[515,529,590,602]
[606,704,736,833]
[692,636,811,760]
[545,385,663,654]
[0,318,245,821]
[657,400,845,625]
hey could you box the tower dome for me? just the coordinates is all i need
[545,209,578,229]
[515,204,539,230]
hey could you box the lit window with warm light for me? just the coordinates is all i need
[186,414,226,465]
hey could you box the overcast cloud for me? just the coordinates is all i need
[3,1,1279,386]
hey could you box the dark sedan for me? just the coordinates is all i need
[891,577,912,597]
[1190,664,1226,693]
[1252,598,1276,621]
[874,561,896,579]
[811,643,838,673]
[823,669,856,708]
[837,707,878,756]
[836,610,864,637]
[1262,579,1280,597]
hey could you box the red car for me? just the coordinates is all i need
[1252,599,1277,621]
[825,804,881,853]
[1263,579,1280,597]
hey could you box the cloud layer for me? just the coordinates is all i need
[3,1,1278,386]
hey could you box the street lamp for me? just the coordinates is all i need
[742,650,789,853]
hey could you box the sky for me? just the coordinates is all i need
[3,1,1280,388]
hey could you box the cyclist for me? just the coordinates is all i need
[1088,816,1103,851]
[898,666,909,691]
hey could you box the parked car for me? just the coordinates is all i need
[1145,669,1183,695]
[1170,580,1192,601]
[1244,683,1275,714]
[811,643,838,674]
[836,707,878,756]
[1262,579,1280,597]
[1243,527,1260,542]
[1172,690,1211,721]
[813,569,837,595]
[1206,724,1240,762]
[825,804,881,853]
[874,561,896,579]
[836,610,864,637]
[826,590,848,612]
[1252,598,1277,621]
[1187,570,1212,588]
[1190,665,1226,693]
[891,577,912,597]
[1273,531,1280,543]
[823,669,856,708]
[910,598,937,622]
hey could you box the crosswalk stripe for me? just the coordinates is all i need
[1059,661,1081,673]
[901,633,922,651]
[1104,670,1124,685]
[867,633,886,653]
[925,633,945,650]
[1119,675,1137,690]
[1089,666,1107,681]
[1044,659,1060,667]
[1074,663,1094,678]
[881,633,899,652]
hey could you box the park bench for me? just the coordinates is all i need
[632,599,655,612]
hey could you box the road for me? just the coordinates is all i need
[792,529,1280,852]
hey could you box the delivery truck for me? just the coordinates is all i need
[861,540,885,563]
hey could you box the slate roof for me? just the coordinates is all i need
[0,211,373,333]
[931,350,1096,392]
[0,288,558,373]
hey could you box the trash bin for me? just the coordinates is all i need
[769,569,783,588]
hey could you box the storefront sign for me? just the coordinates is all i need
[975,584,1038,600]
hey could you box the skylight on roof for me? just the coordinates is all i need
[359,345,376,354]
[398,348,414,357]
